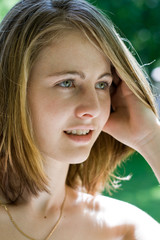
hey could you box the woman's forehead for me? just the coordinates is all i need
[35,30,110,65]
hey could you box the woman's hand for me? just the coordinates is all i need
[103,72,160,182]
[103,73,159,151]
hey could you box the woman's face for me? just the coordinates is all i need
[28,31,112,164]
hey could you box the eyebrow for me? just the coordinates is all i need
[50,70,112,80]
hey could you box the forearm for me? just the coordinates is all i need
[136,123,160,184]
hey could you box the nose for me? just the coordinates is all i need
[75,89,101,119]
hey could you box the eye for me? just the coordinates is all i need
[95,81,110,90]
[58,80,74,88]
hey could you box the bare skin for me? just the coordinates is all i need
[0,31,160,240]
[0,186,160,240]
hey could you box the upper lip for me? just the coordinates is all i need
[64,126,95,131]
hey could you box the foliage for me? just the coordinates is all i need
[90,0,160,74]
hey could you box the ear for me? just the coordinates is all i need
[111,65,121,86]
[112,64,124,79]
[110,65,121,111]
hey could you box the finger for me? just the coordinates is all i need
[111,81,131,110]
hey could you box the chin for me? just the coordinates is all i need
[64,152,90,164]
[42,150,90,165]
[62,149,91,164]
[69,156,88,164]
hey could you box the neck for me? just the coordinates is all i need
[24,155,69,218]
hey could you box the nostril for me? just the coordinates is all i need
[82,113,94,118]
[74,100,101,119]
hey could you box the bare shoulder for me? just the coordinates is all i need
[69,188,160,240]
[94,194,160,240]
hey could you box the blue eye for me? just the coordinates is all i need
[58,80,74,88]
[95,81,109,90]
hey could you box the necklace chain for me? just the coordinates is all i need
[0,188,67,240]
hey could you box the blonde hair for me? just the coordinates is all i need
[0,0,158,202]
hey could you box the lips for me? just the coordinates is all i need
[65,129,90,135]
[64,129,93,143]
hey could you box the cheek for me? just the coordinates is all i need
[29,93,66,120]
[45,98,74,121]
[100,94,111,120]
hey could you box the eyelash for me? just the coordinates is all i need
[57,79,111,90]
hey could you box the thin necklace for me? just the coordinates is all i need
[0,188,67,240]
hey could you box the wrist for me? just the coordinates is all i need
[136,120,160,183]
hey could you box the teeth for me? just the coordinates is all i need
[66,129,90,135]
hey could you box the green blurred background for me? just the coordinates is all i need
[0,0,160,221]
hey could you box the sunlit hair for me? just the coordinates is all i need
[0,0,158,203]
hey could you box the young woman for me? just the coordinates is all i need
[0,0,160,239]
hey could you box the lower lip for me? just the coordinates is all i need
[64,131,93,143]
